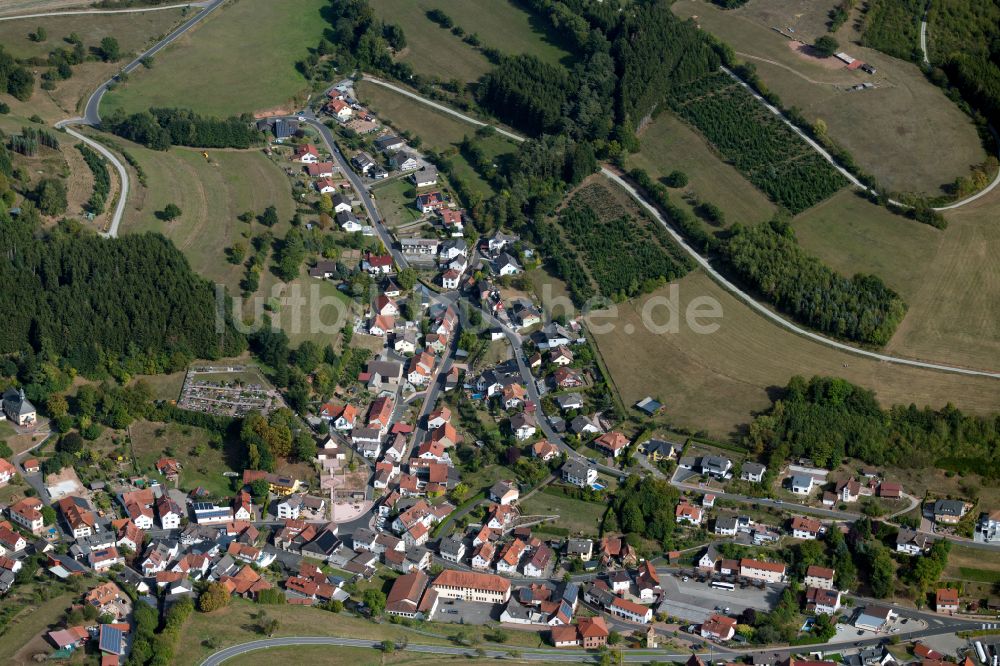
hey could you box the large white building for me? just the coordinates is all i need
[432,570,511,604]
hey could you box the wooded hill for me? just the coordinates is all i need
[0,205,245,377]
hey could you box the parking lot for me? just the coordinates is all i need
[656,574,781,622]
[432,598,500,625]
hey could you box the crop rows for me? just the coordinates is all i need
[669,73,847,213]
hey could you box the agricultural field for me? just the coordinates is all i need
[884,187,1000,370]
[589,270,1000,439]
[550,180,693,302]
[629,111,777,227]
[101,0,327,118]
[521,487,607,537]
[668,72,847,214]
[370,0,571,84]
[671,0,988,196]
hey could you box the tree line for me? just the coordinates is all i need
[103,107,263,150]
[745,375,1000,479]
[0,207,246,379]
[724,219,907,345]
[77,143,111,214]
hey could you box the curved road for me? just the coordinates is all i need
[358,76,1000,380]
[53,0,226,237]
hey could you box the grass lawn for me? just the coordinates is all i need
[232,645,539,666]
[371,178,423,229]
[174,598,551,665]
[101,0,327,117]
[0,9,187,60]
[629,111,777,227]
[520,487,607,537]
[127,420,242,498]
[671,0,987,196]
[589,270,1000,439]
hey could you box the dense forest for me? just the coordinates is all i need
[860,0,924,61]
[669,72,847,214]
[0,206,245,378]
[746,375,1000,480]
[928,0,1000,129]
[103,107,263,150]
[611,0,720,128]
[477,55,574,135]
[724,219,907,345]
[0,45,35,101]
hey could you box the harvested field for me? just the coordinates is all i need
[587,270,1000,439]
[672,0,988,196]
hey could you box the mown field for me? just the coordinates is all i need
[590,270,1000,439]
[629,111,777,227]
[101,0,327,117]
[791,189,939,302]
[884,187,1000,370]
[671,0,988,196]
[370,0,571,83]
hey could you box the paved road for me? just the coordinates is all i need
[355,75,1000,380]
[55,125,129,237]
[77,0,226,126]
[0,2,207,21]
[294,114,403,267]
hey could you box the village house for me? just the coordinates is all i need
[675,501,704,526]
[896,528,930,555]
[608,596,652,624]
[561,459,597,488]
[935,588,959,613]
[740,558,786,584]
[9,497,44,534]
[594,431,629,458]
[701,613,737,641]
[804,565,836,590]
[741,462,767,483]
[489,480,520,506]
[385,571,439,619]
[412,166,438,188]
[432,569,512,604]
[532,439,560,461]
[294,144,320,164]
[805,586,841,614]
[791,516,822,540]
[932,499,967,524]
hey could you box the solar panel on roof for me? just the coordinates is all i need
[98,625,123,654]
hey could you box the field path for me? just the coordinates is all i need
[734,52,844,86]
[362,75,1000,379]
